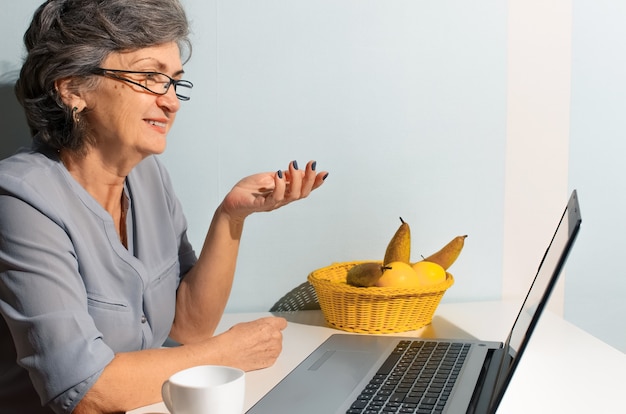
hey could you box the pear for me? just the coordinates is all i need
[346,262,389,287]
[422,235,467,270]
[383,217,411,265]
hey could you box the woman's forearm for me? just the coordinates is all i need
[170,203,244,343]
[74,336,231,413]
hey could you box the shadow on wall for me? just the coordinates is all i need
[0,71,31,160]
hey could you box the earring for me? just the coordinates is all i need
[72,106,80,123]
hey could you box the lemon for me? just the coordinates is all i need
[411,261,447,286]
[376,261,421,288]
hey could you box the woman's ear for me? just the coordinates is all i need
[55,77,87,112]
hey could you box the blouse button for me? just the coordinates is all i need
[141,315,147,324]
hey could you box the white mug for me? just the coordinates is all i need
[161,365,245,414]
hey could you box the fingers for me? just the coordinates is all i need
[279,160,328,201]
[259,315,288,330]
[272,169,287,202]
[312,168,329,191]
[286,160,303,200]
[299,161,319,198]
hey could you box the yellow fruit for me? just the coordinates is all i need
[411,261,447,286]
[346,262,387,287]
[423,235,467,270]
[383,217,411,265]
[376,261,421,288]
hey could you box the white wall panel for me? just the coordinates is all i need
[503,0,572,314]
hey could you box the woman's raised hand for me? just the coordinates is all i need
[221,160,328,221]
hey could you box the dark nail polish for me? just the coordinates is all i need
[323,173,329,181]
[292,160,299,170]
[311,161,317,171]
[277,170,283,179]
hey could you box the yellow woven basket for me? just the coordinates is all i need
[308,261,454,334]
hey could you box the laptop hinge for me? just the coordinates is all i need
[466,347,506,414]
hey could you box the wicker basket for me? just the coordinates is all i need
[307,261,454,334]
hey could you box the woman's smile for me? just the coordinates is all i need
[145,118,169,131]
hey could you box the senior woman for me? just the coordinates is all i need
[0,0,328,413]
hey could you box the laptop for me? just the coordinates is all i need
[248,190,582,414]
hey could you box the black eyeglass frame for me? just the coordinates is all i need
[92,68,193,101]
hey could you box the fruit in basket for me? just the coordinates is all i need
[421,235,467,270]
[346,262,389,287]
[411,261,447,285]
[375,261,422,288]
[383,217,411,265]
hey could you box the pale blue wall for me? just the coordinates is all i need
[1,1,623,353]
[173,0,507,312]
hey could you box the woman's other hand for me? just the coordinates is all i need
[211,316,288,371]
[221,160,328,222]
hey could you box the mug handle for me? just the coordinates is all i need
[161,380,174,413]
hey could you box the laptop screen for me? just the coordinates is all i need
[489,190,582,411]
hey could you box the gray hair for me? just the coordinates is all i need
[15,0,191,152]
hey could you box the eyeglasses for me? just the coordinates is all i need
[92,68,193,101]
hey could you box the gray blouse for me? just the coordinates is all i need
[0,147,197,413]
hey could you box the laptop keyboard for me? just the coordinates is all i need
[346,340,470,414]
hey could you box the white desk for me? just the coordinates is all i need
[128,301,625,414]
